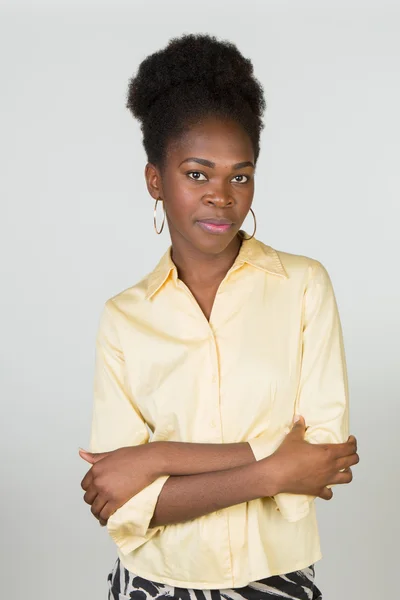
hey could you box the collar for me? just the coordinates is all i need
[145,234,288,300]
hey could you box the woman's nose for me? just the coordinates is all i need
[201,185,233,208]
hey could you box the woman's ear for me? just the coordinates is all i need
[144,162,163,200]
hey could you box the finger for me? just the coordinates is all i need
[80,469,93,491]
[347,435,357,452]
[80,453,94,465]
[331,437,357,459]
[99,518,107,527]
[290,415,306,435]
[346,436,357,453]
[336,452,360,471]
[79,449,96,464]
[330,468,353,485]
[99,502,113,523]
[90,495,108,521]
[318,486,333,501]
[83,484,98,506]
[79,449,110,464]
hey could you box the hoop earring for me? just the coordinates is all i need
[239,208,257,240]
[153,198,166,234]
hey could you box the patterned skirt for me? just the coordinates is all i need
[107,557,322,599]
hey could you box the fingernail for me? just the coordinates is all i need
[294,415,300,423]
[79,447,87,452]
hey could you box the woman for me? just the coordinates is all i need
[79,33,359,599]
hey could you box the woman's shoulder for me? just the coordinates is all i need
[257,237,326,279]
[102,271,154,316]
[99,245,174,322]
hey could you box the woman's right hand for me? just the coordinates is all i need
[265,416,359,500]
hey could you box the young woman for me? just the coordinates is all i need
[79,34,359,600]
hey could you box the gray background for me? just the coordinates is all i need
[1,1,399,598]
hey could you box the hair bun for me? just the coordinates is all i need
[128,33,262,121]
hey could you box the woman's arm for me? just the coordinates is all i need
[150,458,269,527]
[80,440,257,525]
[248,260,351,522]
[82,416,357,527]
[153,440,256,474]
[150,417,358,527]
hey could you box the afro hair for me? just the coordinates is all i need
[126,33,266,169]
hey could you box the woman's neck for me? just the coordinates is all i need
[170,234,242,289]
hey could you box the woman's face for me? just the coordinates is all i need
[145,116,256,257]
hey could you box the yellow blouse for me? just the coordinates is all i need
[89,235,349,589]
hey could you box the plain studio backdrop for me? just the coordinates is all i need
[1,1,399,598]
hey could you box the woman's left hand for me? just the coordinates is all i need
[79,445,160,526]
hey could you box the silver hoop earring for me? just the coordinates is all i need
[153,198,166,234]
[239,208,257,240]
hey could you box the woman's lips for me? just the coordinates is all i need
[196,220,234,235]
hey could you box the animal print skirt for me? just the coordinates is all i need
[107,557,322,599]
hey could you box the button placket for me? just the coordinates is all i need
[208,329,222,440]
[176,277,223,438]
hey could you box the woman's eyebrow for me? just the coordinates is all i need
[179,157,255,170]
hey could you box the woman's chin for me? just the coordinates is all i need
[189,229,240,256]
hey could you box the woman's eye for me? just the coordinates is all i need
[187,172,250,183]
[187,171,207,181]
[231,175,249,183]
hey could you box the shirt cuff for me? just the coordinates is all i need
[247,430,314,523]
[272,493,313,521]
[107,475,170,554]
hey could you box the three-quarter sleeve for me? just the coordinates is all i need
[248,260,350,522]
[89,299,169,552]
